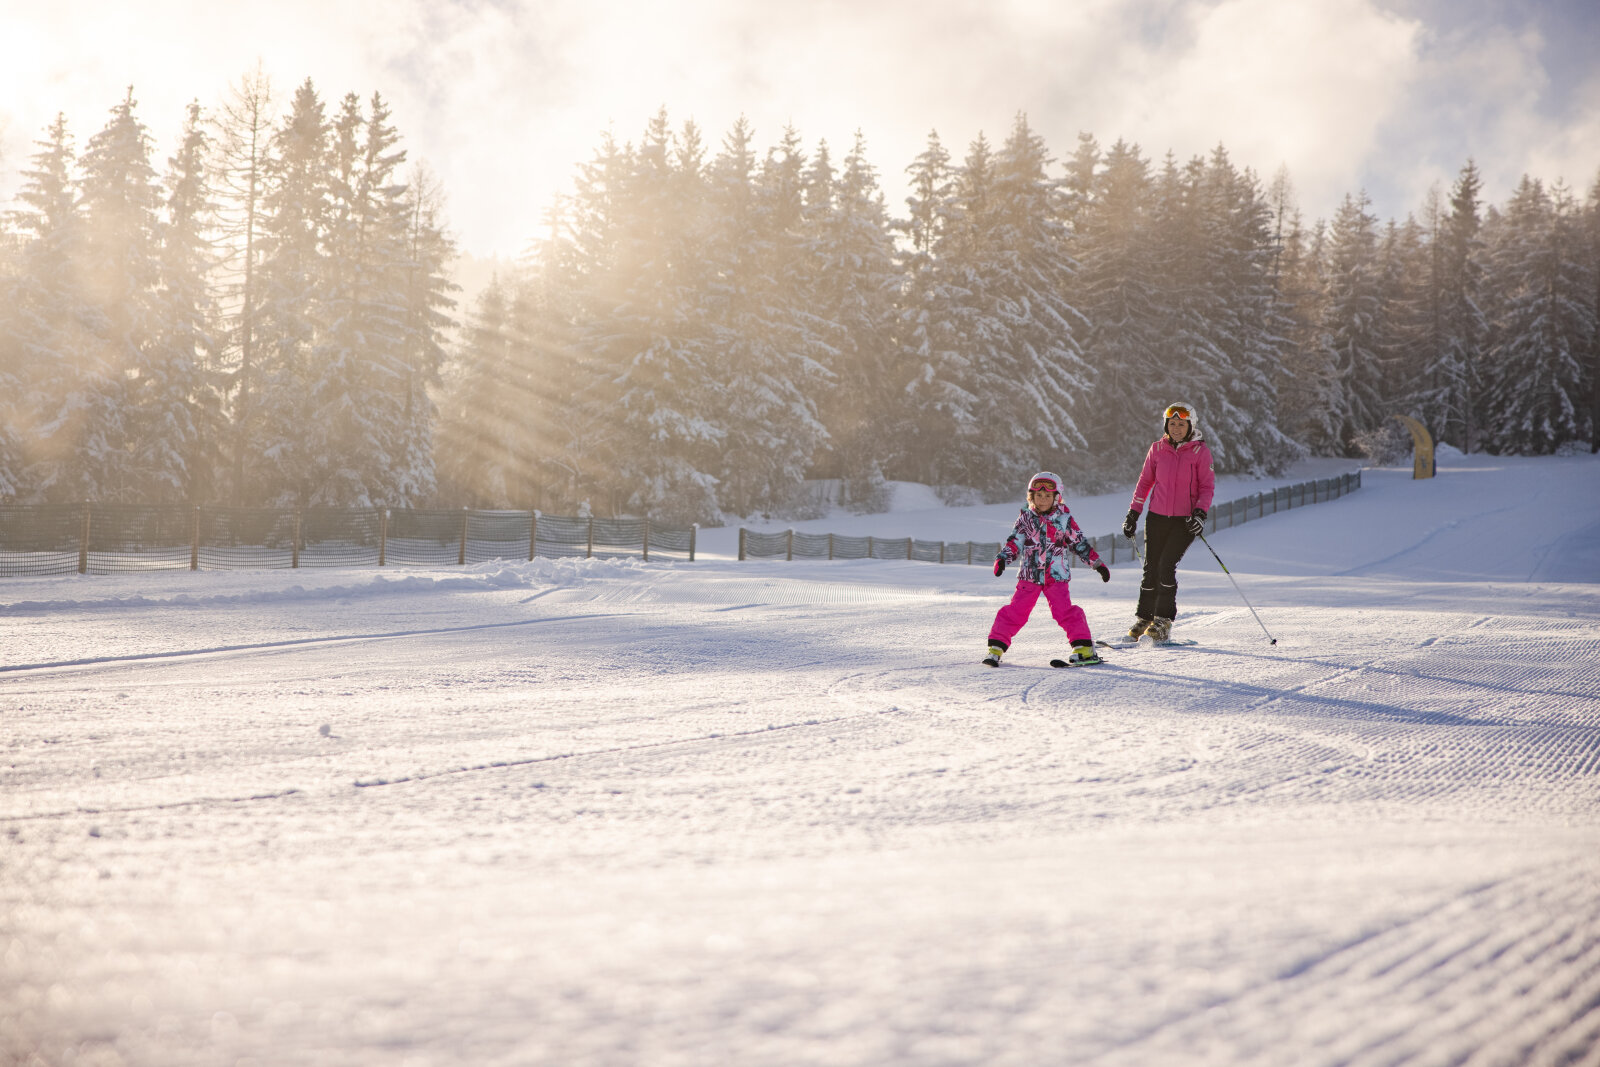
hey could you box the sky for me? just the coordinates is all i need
[1,0,1596,261]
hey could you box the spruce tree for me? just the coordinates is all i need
[252,78,330,505]
[134,99,224,503]
[704,118,829,518]
[567,111,723,521]
[894,129,978,488]
[2,114,101,500]
[394,163,457,504]
[1147,155,1229,452]
[1319,192,1387,452]
[1191,148,1297,474]
[1074,137,1163,466]
[76,88,167,500]
[211,66,277,504]
[983,115,1091,467]
[811,131,903,510]
[301,91,420,506]
[1482,178,1594,453]
[436,275,521,505]
[1424,162,1489,451]
[1273,212,1342,452]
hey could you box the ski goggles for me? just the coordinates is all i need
[1164,405,1192,420]
[1028,483,1059,494]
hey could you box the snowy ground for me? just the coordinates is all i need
[3,452,1599,1066]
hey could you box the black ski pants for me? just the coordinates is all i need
[1137,512,1196,620]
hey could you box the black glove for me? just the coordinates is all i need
[1186,508,1206,536]
[1094,563,1110,583]
[1122,509,1139,539]
[993,556,1007,577]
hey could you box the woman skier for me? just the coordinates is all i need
[984,472,1111,667]
[1121,403,1215,642]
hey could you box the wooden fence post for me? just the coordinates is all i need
[690,524,697,562]
[458,508,469,566]
[586,516,594,559]
[905,537,913,560]
[828,533,834,560]
[786,529,793,561]
[293,509,302,569]
[867,535,874,559]
[642,518,650,562]
[529,511,538,561]
[191,507,200,571]
[738,528,746,561]
[79,503,90,574]
[379,509,388,567]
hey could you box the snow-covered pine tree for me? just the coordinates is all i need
[1189,147,1298,474]
[1482,177,1595,454]
[1421,162,1488,452]
[436,275,518,505]
[893,129,979,488]
[133,99,224,504]
[511,209,589,511]
[704,119,830,518]
[0,190,24,499]
[1584,170,1600,451]
[1272,208,1342,453]
[566,110,723,522]
[1,114,102,501]
[1146,154,1230,453]
[211,66,277,504]
[252,78,331,505]
[1375,212,1432,432]
[919,128,1037,492]
[1072,137,1164,468]
[1318,192,1388,453]
[807,131,903,511]
[981,115,1091,472]
[76,88,169,500]
[298,91,410,506]
[551,129,636,514]
[393,163,457,505]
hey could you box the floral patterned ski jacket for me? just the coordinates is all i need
[997,504,1104,585]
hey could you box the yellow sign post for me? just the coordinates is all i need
[1392,415,1435,479]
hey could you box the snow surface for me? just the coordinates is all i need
[3,452,1599,1066]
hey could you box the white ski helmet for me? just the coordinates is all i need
[1162,402,1198,439]
[1027,471,1062,495]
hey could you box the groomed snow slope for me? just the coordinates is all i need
[3,452,1599,1066]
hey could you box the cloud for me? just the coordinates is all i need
[0,0,1593,259]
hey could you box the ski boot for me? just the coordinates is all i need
[1127,616,1152,640]
[1065,641,1102,665]
[982,642,1007,667]
[1147,617,1173,642]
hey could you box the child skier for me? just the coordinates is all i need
[984,472,1111,667]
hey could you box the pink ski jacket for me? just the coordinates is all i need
[1130,436,1216,518]
[998,504,1104,585]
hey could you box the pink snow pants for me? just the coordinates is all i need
[988,577,1092,648]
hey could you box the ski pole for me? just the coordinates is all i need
[1196,533,1277,645]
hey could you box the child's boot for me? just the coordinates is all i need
[1127,616,1152,640]
[982,642,1007,667]
[1147,617,1173,642]
[1065,640,1103,665]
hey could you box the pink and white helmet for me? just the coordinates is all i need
[1027,472,1062,495]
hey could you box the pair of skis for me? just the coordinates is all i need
[1031,636,1198,669]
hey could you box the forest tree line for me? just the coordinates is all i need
[2,83,1597,523]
